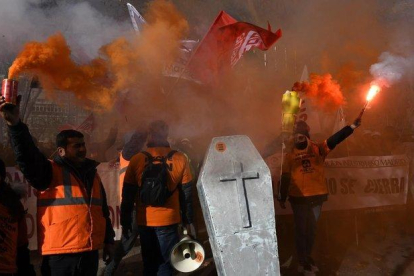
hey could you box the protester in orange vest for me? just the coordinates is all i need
[105,130,147,276]
[121,120,194,276]
[0,158,35,276]
[0,96,115,276]
[278,118,361,276]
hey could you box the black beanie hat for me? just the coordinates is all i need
[294,120,310,138]
[0,158,5,180]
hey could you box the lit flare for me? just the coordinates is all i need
[366,84,380,102]
[358,84,381,120]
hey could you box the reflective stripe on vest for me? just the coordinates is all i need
[37,162,106,255]
[119,166,128,176]
[37,167,102,207]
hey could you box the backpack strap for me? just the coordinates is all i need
[141,151,154,163]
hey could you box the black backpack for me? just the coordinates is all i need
[139,150,177,206]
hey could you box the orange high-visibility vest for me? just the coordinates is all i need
[284,140,330,197]
[37,161,106,255]
[119,153,130,202]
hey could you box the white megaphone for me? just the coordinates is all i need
[170,228,205,273]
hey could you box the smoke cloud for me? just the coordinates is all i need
[292,74,345,112]
[370,52,414,87]
[7,0,188,111]
[2,0,414,150]
[0,0,130,63]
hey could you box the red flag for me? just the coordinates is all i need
[58,113,95,135]
[220,23,282,68]
[188,11,237,85]
[188,11,282,85]
[77,113,95,134]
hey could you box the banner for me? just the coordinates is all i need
[7,154,409,249]
[265,154,409,215]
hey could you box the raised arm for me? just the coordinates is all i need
[326,117,361,150]
[1,96,52,190]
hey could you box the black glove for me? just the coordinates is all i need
[351,117,362,129]
[120,208,132,238]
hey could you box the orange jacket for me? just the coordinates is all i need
[283,139,330,197]
[37,161,106,255]
[124,147,192,226]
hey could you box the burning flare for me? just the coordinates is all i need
[366,84,380,102]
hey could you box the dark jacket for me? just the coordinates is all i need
[8,121,115,244]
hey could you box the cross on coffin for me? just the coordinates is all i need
[219,162,260,228]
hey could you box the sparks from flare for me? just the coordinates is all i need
[366,84,380,102]
[358,84,381,120]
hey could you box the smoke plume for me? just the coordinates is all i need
[0,0,130,63]
[370,52,414,87]
[7,0,188,111]
[292,74,345,112]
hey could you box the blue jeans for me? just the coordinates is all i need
[291,202,323,265]
[138,224,179,276]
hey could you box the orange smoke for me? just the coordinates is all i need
[292,73,345,112]
[8,0,188,111]
[8,34,112,110]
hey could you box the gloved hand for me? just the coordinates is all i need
[351,117,362,129]
[120,211,132,238]
[0,95,22,126]
[282,91,301,133]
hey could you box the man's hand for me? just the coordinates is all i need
[120,210,132,238]
[0,95,21,126]
[351,117,362,129]
[103,243,115,265]
[279,201,286,209]
[122,224,132,239]
[186,223,197,239]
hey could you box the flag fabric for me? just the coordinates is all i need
[188,11,237,85]
[220,22,282,68]
[127,3,198,82]
[58,113,96,134]
[127,3,147,33]
[77,113,96,134]
[163,40,199,82]
[332,106,346,134]
[296,65,322,135]
[188,11,282,85]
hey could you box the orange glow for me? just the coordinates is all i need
[366,84,380,101]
